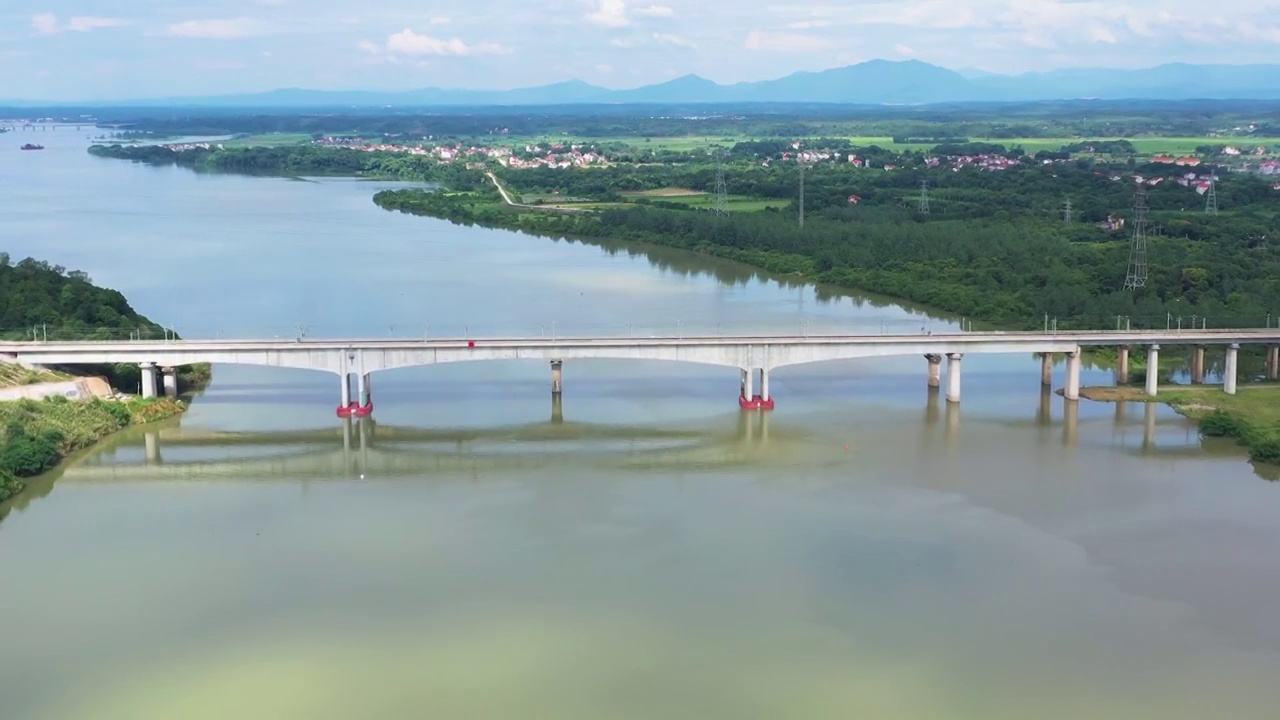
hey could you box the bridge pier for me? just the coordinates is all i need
[139,362,158,398]
[1117,345,1130,385]
[1268,345,1280,381]
[1225,344,1239,395]
[926,354,942,388]
[1191,346,1205,384]
[1065,350,1081,401]
[1145,345,1160,397]
[336,373,373,418]
[739,367,775,410]
[945,353,962,404]
[551,360,563,395]
[1040,352,1053,386]
[161,367,178,398]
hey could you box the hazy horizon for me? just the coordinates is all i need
[5,1,1280,101]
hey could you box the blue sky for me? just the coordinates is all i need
[3,0,1280,100]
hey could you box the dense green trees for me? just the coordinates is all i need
[0,255,164,340]
[0,255,210,392]
[376,160,1280,331]
[90,140,1280,332]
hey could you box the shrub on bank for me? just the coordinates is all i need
[0,396,186,503]
[1196,408,1280,466]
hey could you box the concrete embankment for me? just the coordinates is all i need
[0,376,115,402]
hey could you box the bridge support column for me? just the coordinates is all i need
[945,353,962,404]
[1065,350,1081,401]
[1040,353,1053,386]
[139,362,157,398]
[1224,344,1239,396]
[1145,345,1160,397]
[739,368,775,410]
[1267,345,1279,381]
[1191,346,1205,384]
[161,367,178,398]
[551,360,563,395]
[926,354,942,388]
[1117,345,1130,385]
[338,373,372,418]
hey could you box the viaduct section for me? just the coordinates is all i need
[3,330,1278,416]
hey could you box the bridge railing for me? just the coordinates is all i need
[3,315,1280,342]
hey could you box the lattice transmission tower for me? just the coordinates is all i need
[1062,197,1073,222]
[798,161,805,229]
[1123,186,1149,291]
[918,180,930,215]
[712,150,728,215]
[1205,175,1219,215]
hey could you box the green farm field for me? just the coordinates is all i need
[474,133,1268,156]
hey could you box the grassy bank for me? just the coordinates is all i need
[0,396,186,503]
[1080,384,1280,464]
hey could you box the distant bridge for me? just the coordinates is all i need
[3,329,1278,413]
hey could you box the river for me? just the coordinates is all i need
[2,126,1279,719]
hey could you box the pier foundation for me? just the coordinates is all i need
[551,360,563,395]
[337,372,373,417]
[1116,346,1129,385]
[926,354,942,388]
[946,353,962,404]
[1191,346,1205,384]
[739,368,775,410]
[1040,352,1053,386]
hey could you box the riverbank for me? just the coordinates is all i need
[0,395,187,503]
[1080,384,1280,463]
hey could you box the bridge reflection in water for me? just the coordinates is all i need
[60,390,1253,485]
[65,399,783,482]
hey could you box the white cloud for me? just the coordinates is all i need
[383,28,508,56]
[892,43,915,56]
[652,32,695,48]
[786,20,832,30]
[636,5,674,17]
[743,30,835,52]
[165,19,259,39]
[67,17,129,32]
[595,63,614,73]
[587,0,630,27]
[31,14,59,35]
[31,14,128,35]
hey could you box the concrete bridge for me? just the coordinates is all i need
[3,329,1279,415]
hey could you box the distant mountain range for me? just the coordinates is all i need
[9,60,1280,107]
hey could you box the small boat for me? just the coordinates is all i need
[20,144,44,151]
